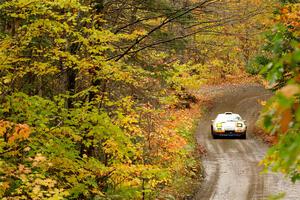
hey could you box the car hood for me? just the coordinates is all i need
[222,121,237,130]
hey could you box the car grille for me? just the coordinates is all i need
[225,131,236,134]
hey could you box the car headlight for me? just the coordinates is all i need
[216,123,223,128]
[237,123,243,127]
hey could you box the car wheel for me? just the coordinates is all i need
[241,132,246,139]
[211,126,217,139]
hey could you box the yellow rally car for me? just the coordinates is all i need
[211,112,247,139]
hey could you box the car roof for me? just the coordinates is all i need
[215,112,242,121]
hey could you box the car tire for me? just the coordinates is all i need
[212,134,218,139]
[212,132,217,139]
[241,132,246,139]
[211,126,217,139]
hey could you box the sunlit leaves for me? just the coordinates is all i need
[259,1,300,182]
[0,0,205,199]
[167,62,208,91]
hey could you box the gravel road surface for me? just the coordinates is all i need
[194,83,300,200]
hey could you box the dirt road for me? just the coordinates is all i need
[194,83,300,200]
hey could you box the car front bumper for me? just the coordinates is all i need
[214,129,246,136]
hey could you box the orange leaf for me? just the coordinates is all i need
[280,108,293,133]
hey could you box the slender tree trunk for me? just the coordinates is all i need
[142,178,145,200]
[66,68,76,108]
[66,39,81,108]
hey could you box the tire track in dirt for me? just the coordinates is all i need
[194,83,300,200]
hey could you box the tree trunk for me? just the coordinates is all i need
[66,68,76,108]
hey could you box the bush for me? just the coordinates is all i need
[246,56,270,75]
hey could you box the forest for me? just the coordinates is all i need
[0,0,299,199]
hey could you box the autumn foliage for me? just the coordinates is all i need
[0,0,273,199]
[254,0,300,182]
[0,0,207,199]
[0,120,31,144]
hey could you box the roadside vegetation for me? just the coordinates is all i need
[250,0,300,184]
[0,0,285,199]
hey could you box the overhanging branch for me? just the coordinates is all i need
[112,0,217,61]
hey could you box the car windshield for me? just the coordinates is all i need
[216,114,241,122]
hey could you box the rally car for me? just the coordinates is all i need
[211,112,247,139]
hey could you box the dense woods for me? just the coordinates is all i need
[1,0,299,199]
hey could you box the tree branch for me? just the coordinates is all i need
[114,14,166,34]
[112,0,216,61]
